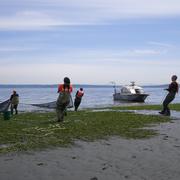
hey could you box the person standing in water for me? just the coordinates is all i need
[10,90,19,115]
[159,75,179,116]
[56,77,73,122]
[74,88,84,111]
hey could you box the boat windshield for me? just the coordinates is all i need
[121,87,131,93]
[135,89,144,94]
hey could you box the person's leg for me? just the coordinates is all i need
[160,93,175,116]
[74,99,78,111]
[61,107,65,118]
[165,106,171,116]
[10,104,14,115]
[57,101,69,121]
[64,108,67,116]
[56,108,63,122]
[56,108,59,121]
[74,99,81,111]
[14,105,18,114]
[60,103,69,121]
[61,104,68,121]
[74,103,78,111]
[162,99,168,114]
[76,101,81,111]
[159,94,169,114]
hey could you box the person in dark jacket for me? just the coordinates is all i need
[10,90,19,115]
[74,88,84,111]
[159,75,179,116]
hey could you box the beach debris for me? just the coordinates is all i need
[143,146,153,152]
[102,163,112,170]
[163,135,169,140]
[90,177,98,180]
[173,145,180,148]
[131,155,136,159]
[101,142,111,146]
[37,162,44,166]
[4,158,13,161]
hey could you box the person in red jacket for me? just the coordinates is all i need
[56,77,73,122]
[159,75,179,116]
[74,88,84,111]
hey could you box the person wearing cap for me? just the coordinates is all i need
[10,90,19,115]
[56,77,73,122]
[159,75,179,116]
[74,88,84,111]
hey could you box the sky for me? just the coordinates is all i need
[0,0,180,85]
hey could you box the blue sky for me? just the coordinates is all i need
[0,0,180,85]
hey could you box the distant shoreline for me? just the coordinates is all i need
[0,84,168,88]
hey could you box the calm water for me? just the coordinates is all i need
[0,85,180,112]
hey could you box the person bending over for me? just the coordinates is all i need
[74,88,84,111]
[159,75,179,116]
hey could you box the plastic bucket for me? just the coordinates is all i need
[3,111,11,120]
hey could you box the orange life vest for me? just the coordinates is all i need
[58,84,73,93]
[77,90,84,98]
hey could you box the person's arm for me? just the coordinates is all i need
[57,84,63,93]
[177,83,179,93]
[16,94,19,100]
[75,91,78,97]
[69,85,73,93]
[10,95,13,101]
[57,85,60,93]
[165,83,172,91]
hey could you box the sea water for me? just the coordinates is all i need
[0,85,180,112]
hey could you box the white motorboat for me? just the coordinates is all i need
[113,82,149,102]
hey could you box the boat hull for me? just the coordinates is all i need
[113,93,149,102]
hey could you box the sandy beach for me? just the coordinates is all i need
[1,115,180,180]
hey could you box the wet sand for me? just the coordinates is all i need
[1,116,180,180]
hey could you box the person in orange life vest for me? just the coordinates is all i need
[56,77,73,122]
[74,88,84,111]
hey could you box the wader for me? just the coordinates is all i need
[10,95,19,115]
[11,104,18,115]
[56,92,70,122]
[162,92,176,116]
[74,97,81,111]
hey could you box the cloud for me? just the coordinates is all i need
[1,0,180,30]
[132,49,163,55]
[0,11,74,30]
[0,46,37,52]
[5,0,180,16]
[148,41,175,48]
[55,48,163,60]
[60,0,180,17]
[0,47,167,66]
